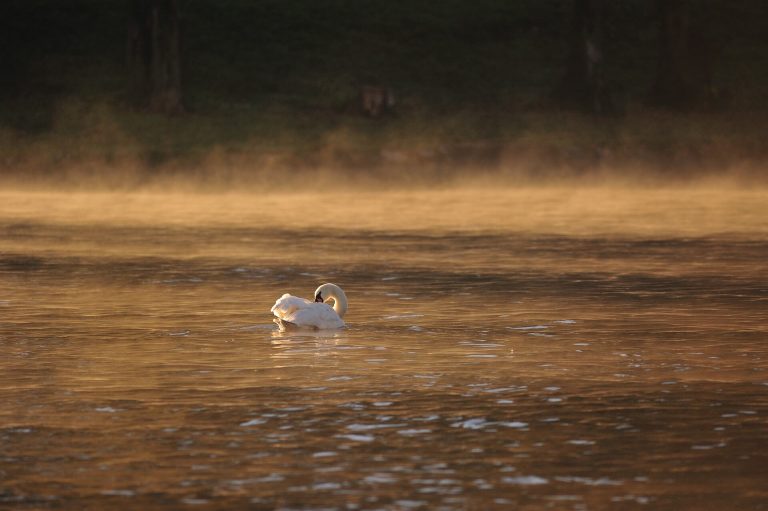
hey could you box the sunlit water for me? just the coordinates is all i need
[1,188,767,510]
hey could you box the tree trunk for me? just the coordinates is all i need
[127,0,184,114]
[649,0,715,109]
[552,0,611,114]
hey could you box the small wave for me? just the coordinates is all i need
[502,475,549,485]
[336,434,374,442]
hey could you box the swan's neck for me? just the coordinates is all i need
[329,293,347,318]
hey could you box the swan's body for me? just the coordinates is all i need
[271,283,347,331]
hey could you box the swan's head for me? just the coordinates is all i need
[313,283,348,317]
[313,283,341,303]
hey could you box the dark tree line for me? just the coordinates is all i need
[552,0,725,114]
[650,0,723,109]
[126,0,725,117]
[127,0,184,114]
[552,0,611,114]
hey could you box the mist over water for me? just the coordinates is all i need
[2,187,767,510]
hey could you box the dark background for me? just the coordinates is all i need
[1,0,766,185]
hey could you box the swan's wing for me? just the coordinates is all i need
[289,303,345,329]
[271,294,312,319]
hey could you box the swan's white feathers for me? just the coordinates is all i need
[271,292,345,330]
[271,294,310,317]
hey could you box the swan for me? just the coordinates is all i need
[271,283,347,331]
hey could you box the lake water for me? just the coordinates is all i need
[1,188,767,510]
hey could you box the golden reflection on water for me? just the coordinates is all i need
[1,187,767,510]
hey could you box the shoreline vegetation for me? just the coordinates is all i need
[1,0,766,189]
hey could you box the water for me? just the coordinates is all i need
[1,188,767,510]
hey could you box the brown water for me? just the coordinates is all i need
[1,188,767,510]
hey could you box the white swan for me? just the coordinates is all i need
[271,283,347,331]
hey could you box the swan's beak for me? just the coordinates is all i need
[314,295,324,303]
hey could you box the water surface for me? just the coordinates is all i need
[1,188,767,510]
